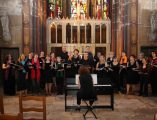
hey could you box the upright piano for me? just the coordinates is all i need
[65,83,114,111]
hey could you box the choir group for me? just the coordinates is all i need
[1,46,157,97]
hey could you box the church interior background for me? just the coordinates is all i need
[0,0,157,78]
[0,1,157,119]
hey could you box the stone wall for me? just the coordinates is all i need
[0,0,156,55]
[138,0,157,53]
[0,0,22,52]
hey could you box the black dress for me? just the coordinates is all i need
[80,59,94,72]
[60,51,68,63]
[56,62,64,94]
[50,61,56,78]
[94,56,99,67]
[39,57,45,89]
[72,55,81,74]
[72,55,80,64]
[96,63,111,85]
[2,63,16,95]
[127,62,139,84]
[25,58,32,92]
[88,52,94,62]
[96,63,108,78]
[107,57,113,66]
[110,62,120,91]
[149,57,157,96]
[17,61,27,91]
[65,59,75,78]
[139,64,149,96]
[77,74,97,105]
[45,62,52,83]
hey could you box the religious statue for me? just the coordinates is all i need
[0,15,11,42]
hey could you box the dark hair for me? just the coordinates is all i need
[122,51,126,54]
[130,54,136,59]
[78,66,90,75]
[151,51,157,56]
[4,54,13,64]
[113,56,117,60]
[74,49,79,53]
[50,51,55,56]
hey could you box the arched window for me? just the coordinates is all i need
[80,25,85,43]
[72,26,77,43]
[66,23,71,43]
[86,23,91,43]
[95,25,100,43]
[101,24,106,43]
[57,25,62,43]
[51,24,56,43]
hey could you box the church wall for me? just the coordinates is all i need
[0,0,22,52]
[0,0,156,57]
[112,0,157,57]
[138,0,157,55]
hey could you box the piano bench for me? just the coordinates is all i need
[82,99,97,119]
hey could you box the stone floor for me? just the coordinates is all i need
[2,94,157,120]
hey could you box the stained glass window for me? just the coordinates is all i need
[103,0,110,19]
[80,0,87,19]
[48,0,62,18]
[96,0,102,19]
[56,0,62,18]
[71,0,78,19]
[48,0,55,18]
[71,0,87,19]
[96,0,110,19]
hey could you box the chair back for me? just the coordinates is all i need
[0,95,4,114]
[19,93,46,120]
[155,113,157,120]
[0,113,22,120]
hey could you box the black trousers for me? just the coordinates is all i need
[119,69,127,91]
[32,79,40,93]
[77,91,94,105]
[27,72,32,92]
[150,69,157,96]
[139,74,148,96]
[150,77,157,95]
[56,77,64,94]
[40,70,45,90]
[3,79,15,95]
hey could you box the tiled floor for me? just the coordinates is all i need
[3,94,157,120]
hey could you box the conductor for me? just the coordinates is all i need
[76,66,97,111]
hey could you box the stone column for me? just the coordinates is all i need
[42,0,47,52]
[128,0,138,56]
[22,0,30,55]
[112,0,138,57]
[32,0,43,53]
[111,0,124,57]
[36,0,41,53]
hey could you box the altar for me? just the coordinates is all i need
[46,17,111,57]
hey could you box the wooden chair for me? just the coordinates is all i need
[19,93,46,120]
[155,113,157,120]
[0,95,4,114]
[0,95,21,120]
[0,113,22,120]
